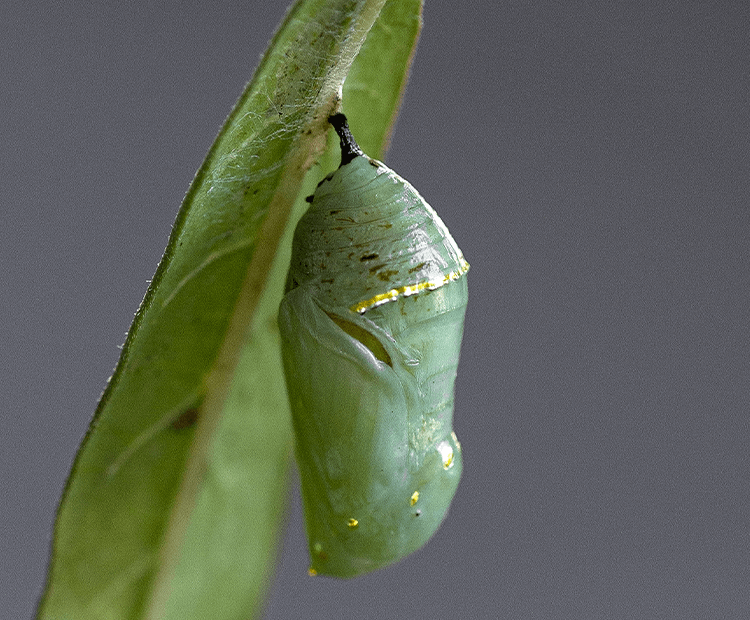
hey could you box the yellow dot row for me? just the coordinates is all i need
[350,257,470,314]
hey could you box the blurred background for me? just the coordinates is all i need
[3,1,748,618]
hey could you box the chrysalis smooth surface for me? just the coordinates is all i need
[278,114,468,578]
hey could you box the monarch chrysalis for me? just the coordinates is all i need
[278,114,468,578]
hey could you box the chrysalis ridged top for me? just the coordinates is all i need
[286,154,469,313]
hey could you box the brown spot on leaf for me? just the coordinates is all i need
[172,408,199,430]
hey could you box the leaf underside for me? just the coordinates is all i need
[36,1,422,619]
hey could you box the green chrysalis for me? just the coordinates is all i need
[278,114,468,578]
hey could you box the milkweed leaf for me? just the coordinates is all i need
[36,1,422,619]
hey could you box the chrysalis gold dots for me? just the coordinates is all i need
[437,441,455,469]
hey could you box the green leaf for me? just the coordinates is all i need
[36,0,422,619]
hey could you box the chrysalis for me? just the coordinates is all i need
[278,114,468,578]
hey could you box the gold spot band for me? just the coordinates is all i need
[351,257,470,314]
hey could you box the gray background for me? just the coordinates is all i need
[3,1,748,618]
